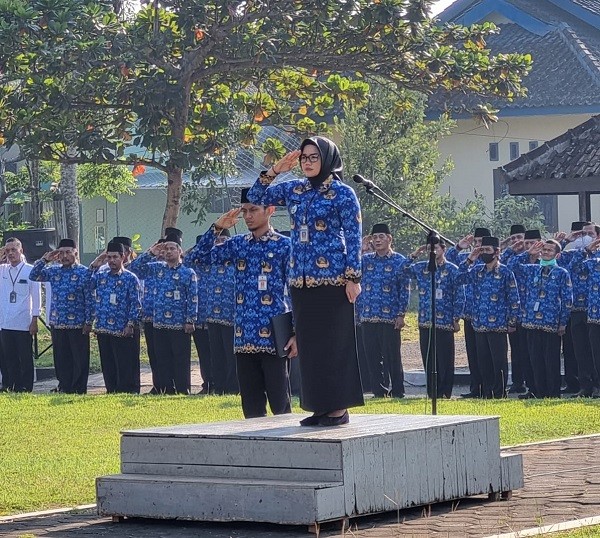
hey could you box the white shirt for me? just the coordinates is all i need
[0,262,41,331]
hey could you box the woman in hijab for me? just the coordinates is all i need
[247,136,364,426]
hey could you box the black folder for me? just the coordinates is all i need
[271,311,294,358]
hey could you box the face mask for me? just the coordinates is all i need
[540,258,558,267]
[570,235,593,250]
[480,253,495,264]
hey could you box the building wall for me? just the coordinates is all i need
[80,189,291,264]
[437,113,594,232]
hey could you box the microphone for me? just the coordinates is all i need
[352,174,377,190]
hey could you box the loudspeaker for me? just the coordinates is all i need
[3,228,57,262]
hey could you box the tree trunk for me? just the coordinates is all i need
[61,162,80,245]
[161,166,183,232]
[29,160,42,228]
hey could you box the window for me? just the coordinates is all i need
[94,226,106,253]
[529,141,539,151]
[489,142,499,161]
[510,142,520,160]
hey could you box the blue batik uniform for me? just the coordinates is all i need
[561,249,591,313]
[247,175,362,287]
[357,252,410,324]
[457,262,521,332]
[446,247,480,320]
[206,262,235,326]
[129,253,197,330]
[91,269,142,335]
[405,260,464,331]
[184,257,211,328]
[511,259,572,332]
[141,274,157,323]
[29,260,93,328]
[186,226,291,355]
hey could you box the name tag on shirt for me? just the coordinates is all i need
[533,301,540,312]
[9,291,16,303]
[258,275,267,291]
[110,293,117,305]
[174,290,181,300]
[299,224,309,243]
[436,289,443,300]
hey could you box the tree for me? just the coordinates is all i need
[0,0,532,231]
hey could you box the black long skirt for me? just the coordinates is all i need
[291,285,364,413]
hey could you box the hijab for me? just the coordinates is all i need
[300,136,343,187]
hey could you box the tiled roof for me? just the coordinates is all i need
[430,0,600,115]
[500,114,600,182]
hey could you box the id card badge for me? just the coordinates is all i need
[258,274,268,291]
[109,293,117,305]
[435,289,443,300]
[533,301,540,312]
[174,290,181,301]
[299,224,309,243]
[9,291,16,303]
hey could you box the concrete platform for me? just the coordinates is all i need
[96,414,523,528]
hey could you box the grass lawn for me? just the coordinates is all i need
[0,394,599,516]
[553,527,600,537]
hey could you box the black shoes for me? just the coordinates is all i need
[570,389,594,398]
[318,411,349,427]
[561,385,579,394]
[299,414,324,426]
[460,391,480,399]
[518,391,537,400]
[508,384,527,394]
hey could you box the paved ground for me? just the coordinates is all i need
[31,340,469,396]
[2,435,599,537]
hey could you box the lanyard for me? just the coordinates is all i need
[302,189,320,225]
[8,263,24,291]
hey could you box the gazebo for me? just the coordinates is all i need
[495,115,600,228]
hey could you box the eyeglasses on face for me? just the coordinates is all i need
[300,154,320,163]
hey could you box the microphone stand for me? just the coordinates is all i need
[358,182,452,415]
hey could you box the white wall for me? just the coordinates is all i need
[437,113,594,231]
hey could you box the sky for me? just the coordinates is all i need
[431,0,456,16]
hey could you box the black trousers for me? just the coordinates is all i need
[587,323,600,390]
[207,323,238,394]
[562,321,580,391]
[97,331,141,394]
[356,324,373,393]
[361,322,404,397]
[475,331,508,398]
[570,311,597,391]
[419,327,455,398]
[144,322,159,392]
[52,328,90,394]
[0,329,33,392]
[464,319,482,395]
[525,328,561,398]
[192,326,212,392]
[153,328,191,394]
[236,352,291,419]
[0,330,6,389]
[509,325,535,391]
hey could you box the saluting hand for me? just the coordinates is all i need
[458,234,474,250]
[215,207,242,230]
[272,150,301,175]
[410,245,427,259]
[90,251,107,269]
[528,240,544,259]
[148,242,163,256]
[554,231,567,242]
[42,250,60,263]
[467,246,481,263]
[586,237,600,252]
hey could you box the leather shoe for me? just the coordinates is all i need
[318,411,349,427]
[508,384,526,394]
[518,391,537,400]
[460,391,480,399]
[299,414,324,427]
[561,385,579,394]
[592,387,600,399]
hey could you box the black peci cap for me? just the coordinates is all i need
[371,223,391,235]
[474,227,492,238]
[481,236,499,248]
[524,229,542,240]
[510,224,525,235]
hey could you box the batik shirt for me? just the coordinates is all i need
[404,260,465,331]
[91,268,142,335]
[561,249,590,312]
[29,260,93,328]
[506,251,535,320]
[205,262,235,326]
[184,256,211,328]
[566,250,600,323]
[446,247,479,319]
[247,174,362,288]
[141,273,157,323]
[457,262,520,332]
[510,256,572,332]
[357,251,410,324]
[129,253,197,330]
[185,226,291,355]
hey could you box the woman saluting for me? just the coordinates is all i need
[247,136,364,426]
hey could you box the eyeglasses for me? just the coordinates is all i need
[300,154,320,163]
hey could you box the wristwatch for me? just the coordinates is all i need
[348,276,361,284]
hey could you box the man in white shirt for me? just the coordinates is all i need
[0,238,41,392]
